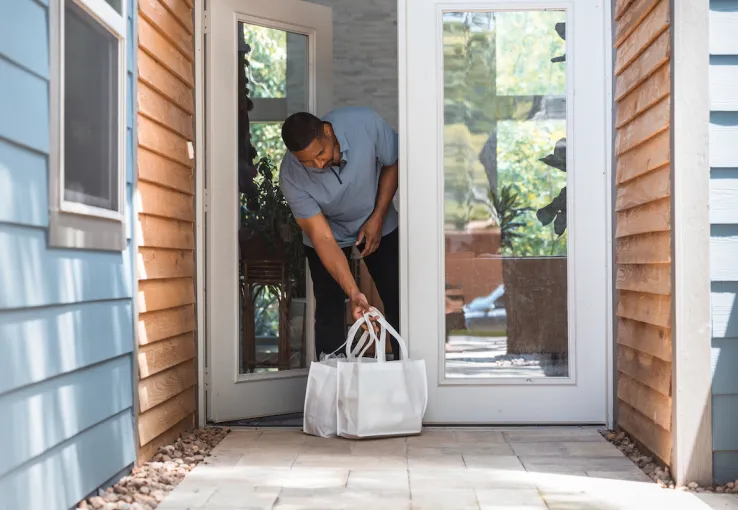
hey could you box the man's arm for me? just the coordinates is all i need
[356,110,400,256]
[374,159,399,220]
[356,160,398,257]
[297,213,372,320]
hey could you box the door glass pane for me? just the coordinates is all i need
[442,11,569,379]
[64,0,119,212]
[237,22,309,374]
[251,122,287,166]
[242,24,309,121]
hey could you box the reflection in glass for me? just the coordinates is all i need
[237,23,310,374]
[442,11,569,379]
[251,122,287,166]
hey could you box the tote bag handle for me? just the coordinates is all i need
[365,310,409,361]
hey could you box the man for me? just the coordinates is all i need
[278,106,400,360]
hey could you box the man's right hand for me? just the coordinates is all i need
[350,289,381,334]
[350,289,372,322]
[297,213,379,330]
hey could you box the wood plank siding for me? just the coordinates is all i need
[136,0,197,462]
[613,0,673,465]
[709,0,738,485]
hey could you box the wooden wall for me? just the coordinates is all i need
[136,0,197,462]
[709,0,738,484]
[613,0,673,465]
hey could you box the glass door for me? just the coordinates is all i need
[207,0,332,422]
[401,0,610,423]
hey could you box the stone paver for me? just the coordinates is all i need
[158,427,738,510]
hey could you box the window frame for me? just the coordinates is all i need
[49,0,128,251]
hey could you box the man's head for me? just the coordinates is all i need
[281,112,341,169]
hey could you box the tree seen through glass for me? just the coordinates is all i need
[443,10,568,257]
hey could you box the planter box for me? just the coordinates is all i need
[502,257,568,356]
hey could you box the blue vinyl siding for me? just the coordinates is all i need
[0,0,138,508]
[0,140,49,227]
[710,0,738,485]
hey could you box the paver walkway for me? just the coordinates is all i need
[158,427,738,510]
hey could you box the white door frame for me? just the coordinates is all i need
[397,0,614,425]
[196,0,332,423]
[193,0,613,426]
[195,0,206,427]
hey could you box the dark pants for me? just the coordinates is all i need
[305,228,400,360]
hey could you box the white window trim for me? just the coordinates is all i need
[49,0,128,251]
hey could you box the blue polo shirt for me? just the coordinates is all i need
[278,106,399,248]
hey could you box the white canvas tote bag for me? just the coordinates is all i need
[302,316,375,438]
[337,311,428,439]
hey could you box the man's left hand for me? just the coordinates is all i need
[356,214,383,257]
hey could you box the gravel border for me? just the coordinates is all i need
[601,428,738,493]
[76,427,230,510]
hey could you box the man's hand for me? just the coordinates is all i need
[350,289,379,333]
[356,214,383,257]
[350,289,371,321]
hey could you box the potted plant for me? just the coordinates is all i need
[536,137,567,237]
[240,157,306,368]
[501,136,568,359]
[240,156,305,296]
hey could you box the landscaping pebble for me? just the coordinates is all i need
[74,427,230,510]
[601,428,737,493]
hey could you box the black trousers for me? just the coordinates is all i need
[305,228,400,360]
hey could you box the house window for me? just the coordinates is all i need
[50,0,127,251]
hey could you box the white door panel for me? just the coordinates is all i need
[207,0,332,422]
[400,0,611,423]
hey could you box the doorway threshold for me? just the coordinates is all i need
[218,412,304,428]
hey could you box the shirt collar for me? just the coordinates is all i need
[324,119,350,158]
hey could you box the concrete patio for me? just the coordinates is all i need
[158,427,738,510]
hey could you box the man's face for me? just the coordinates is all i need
[292,123,341,170]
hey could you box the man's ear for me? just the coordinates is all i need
[322,122,332,139]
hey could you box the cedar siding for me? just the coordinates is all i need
[709,0,738,485]
[613,0,674,464]
[0,0,137,507]
[136,0,198,461]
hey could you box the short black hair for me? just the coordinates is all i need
[281,112,324,152]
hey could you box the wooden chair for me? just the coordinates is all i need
[241,259,305,372]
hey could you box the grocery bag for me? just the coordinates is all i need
[302,316,376,438]
[337,311,428,439]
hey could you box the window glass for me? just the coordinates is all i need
[104,0,123,14]
[251,122,286,168]
[243,25,287,99]
[442,11,569,379]
[238,23,311,374]
[64,0,120,212]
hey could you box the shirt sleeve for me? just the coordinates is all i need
[279,167,321,219]
[372,110,399,167]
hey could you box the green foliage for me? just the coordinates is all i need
[239,26,304,295]
[497,121,568,256]
[251,122,286,165]
[536,137,568,238]
[241,25,290,165]
[442,11,568,257]
[495,12,566,96]
[242,25,286,98]
[491,185,532,254]
[241,157,305,296]
[253,285,281,337]
[537,186,567,237]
